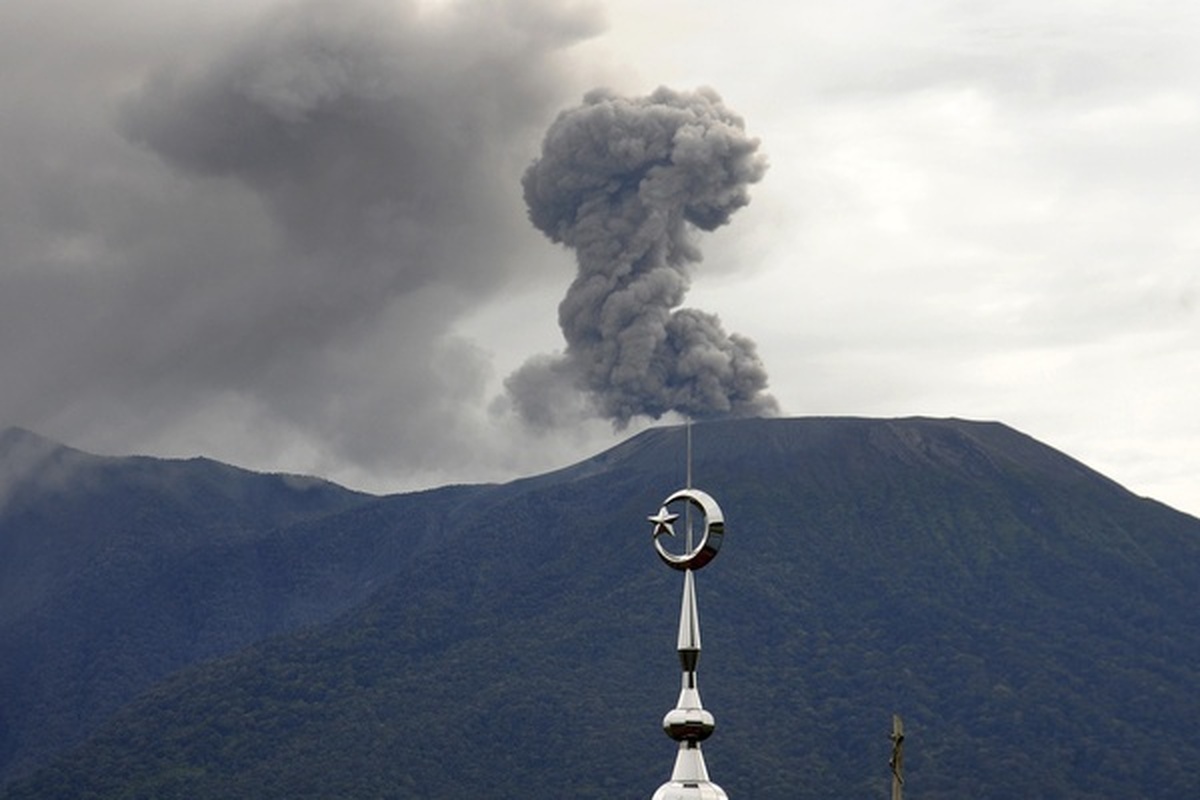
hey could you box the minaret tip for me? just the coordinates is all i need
[649,487,728,800]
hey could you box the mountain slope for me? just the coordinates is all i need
[2,417,1198,798]
[0,427,386,783]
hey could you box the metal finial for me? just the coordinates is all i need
[647,480,728,800]
[650,489,724,571]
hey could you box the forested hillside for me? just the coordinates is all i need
[2,418,1198,798]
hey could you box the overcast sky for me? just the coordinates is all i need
[2,0,1197,517]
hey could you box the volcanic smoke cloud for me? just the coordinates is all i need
[507,87,779,428]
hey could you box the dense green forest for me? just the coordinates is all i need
[2,418,1198,797]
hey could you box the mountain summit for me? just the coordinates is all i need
[2,417,1198,798]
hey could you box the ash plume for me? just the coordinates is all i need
[0,0,604,482]
[507,86,778,427]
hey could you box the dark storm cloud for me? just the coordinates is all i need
[0,0,603,479]
[507,86,778,426]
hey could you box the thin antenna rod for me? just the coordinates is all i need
[686,420,693,490]
[890,714,905,800]
[685,421,693,552]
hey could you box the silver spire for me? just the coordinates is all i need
[648,487,728,800]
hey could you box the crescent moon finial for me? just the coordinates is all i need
[649,488,724,571]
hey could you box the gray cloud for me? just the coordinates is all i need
[508,86,778,426]
[119,0,595,354]
[0,0,604,482]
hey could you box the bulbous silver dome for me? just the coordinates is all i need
[652,780,729,800]
[663,706,715,741]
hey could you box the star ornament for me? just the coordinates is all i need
[648,506,680,540]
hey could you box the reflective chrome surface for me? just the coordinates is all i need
[650,488,724,571]
[649,489,728,799]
